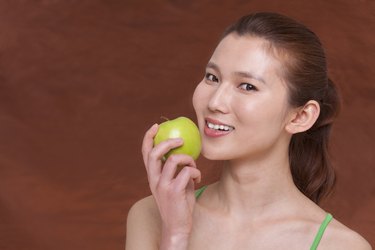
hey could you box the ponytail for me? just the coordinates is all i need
[289,78,341,204]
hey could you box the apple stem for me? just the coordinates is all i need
[160,116,169,121]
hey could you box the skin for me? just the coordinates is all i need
[126,34,372,250]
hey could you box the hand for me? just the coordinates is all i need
[142,123,201,238]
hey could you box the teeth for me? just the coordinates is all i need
[207,122,234,131]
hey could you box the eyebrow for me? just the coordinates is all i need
[206,62,266,84]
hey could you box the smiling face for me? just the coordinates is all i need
[192,33,296,162]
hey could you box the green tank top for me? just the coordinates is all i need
[195,186,333,250]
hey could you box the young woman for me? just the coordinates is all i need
[126,12,372,250]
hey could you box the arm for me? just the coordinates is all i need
[126,123,201,250]
[125,196,192,250]
[126,196,161,250]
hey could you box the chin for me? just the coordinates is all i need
[201,147,231,161]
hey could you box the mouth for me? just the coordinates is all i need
[205,117,235,132]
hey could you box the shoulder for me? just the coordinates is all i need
[127,195,161,222]
[126,195,161,249]
[319,217,372,250]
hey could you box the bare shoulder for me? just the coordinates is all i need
[126,195,161,250]
[319,217,372,250]
[127,195,161,224]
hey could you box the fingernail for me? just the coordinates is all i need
[152,123,159,131]
[175,138,184,143]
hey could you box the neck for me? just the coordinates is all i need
[215,151,304,220]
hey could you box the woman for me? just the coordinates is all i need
[126,12,372,249]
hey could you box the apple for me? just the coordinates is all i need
[153,116,201,161]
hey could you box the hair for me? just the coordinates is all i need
[221,12,341,204]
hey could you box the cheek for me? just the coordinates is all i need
[192,82,207,112]
[234,93,288,133]
[232,97,262,124]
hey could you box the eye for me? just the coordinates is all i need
[205,73,218,82]
[239,83,257,91]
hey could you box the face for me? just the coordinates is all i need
[192,34,295,162]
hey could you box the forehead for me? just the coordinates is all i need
[210,34,284,82]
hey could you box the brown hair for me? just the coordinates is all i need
[221,12,341,204]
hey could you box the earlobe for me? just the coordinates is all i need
[285,100,320,134]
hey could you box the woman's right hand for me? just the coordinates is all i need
[141,123,201,248]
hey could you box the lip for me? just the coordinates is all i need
[205,117,234,128]
[203,117,235,138]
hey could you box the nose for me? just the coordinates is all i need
[207,83,231,114]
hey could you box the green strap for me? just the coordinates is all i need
[195,185,207,199]
[310,213,333,250]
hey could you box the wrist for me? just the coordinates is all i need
[160,230,190,250]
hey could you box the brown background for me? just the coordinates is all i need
[0,0,374,249]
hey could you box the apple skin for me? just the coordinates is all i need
[153,116,201,161]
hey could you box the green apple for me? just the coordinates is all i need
[153,116,201,161]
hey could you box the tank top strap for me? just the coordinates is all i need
[195,185,207,199]
[310,213,333,250]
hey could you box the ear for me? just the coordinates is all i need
[285,100,320,134]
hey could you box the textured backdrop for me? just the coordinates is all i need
[0,0,374,249]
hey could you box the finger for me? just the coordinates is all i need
[147,138,184,187]
[159,154,197,185]
[141,123,159,167]
[173,167,201,191]
[186,179,196,210]
[147,137,184,167]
